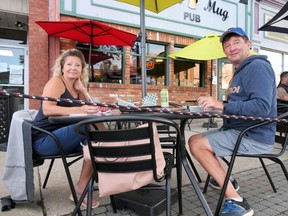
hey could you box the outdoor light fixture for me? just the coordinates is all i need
[134,32,147,42]
[239,0,248,4]
[15,21,28,30]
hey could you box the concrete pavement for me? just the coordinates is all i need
[1,118,288,215]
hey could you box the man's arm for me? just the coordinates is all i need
[277,87,288,101]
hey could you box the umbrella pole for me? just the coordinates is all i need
[203,59,218,129]
[140,0,147,98]
[89,32,93,82]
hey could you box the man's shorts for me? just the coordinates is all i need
[202,128,274,157]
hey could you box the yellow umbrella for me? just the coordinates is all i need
[117,0,184,13]
[116,0,184,98]
[169,34,258,95]
[169,34,258,60]
[169,34,226,60]
[169,34,226,97]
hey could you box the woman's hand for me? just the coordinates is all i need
[82,105,100,114]
[82,105,112,114]
[197,96,224,111]
[74,78,86,93]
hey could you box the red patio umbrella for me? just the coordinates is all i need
[35,19,136,79]
[81,49,113,65]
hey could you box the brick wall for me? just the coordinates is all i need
[28,12,214,108]
[28,0,49,109]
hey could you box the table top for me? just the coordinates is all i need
[48,110,220,125]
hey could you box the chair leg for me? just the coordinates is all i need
[203,175,211,194]
[187,119,192,131]
[166,175,171,216]
[268,157,288,181]
[259,158,277,193]
[42,159,55,189]
[67,155,83,167]
[175,150,183,214]
[86,177,94,216]
[72,179,90,216]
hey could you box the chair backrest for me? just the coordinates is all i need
[76,115,180,197]
[236,112,288,158]
[76,115,180,181]
[157,124,177,148]
[275,122,288,150]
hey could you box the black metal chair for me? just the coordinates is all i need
[203,112,288,216]
[72,115,182,216]
[29,123,83,211]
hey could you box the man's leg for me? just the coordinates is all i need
[188,134,240,198]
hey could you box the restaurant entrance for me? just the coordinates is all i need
[0,41,27,150]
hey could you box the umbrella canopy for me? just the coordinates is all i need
[81,49,113,65]
[169,34,226,96]
[116,0,183,97]
[36,20,136,46]
[258,1,288,34]
[169,34,226,60]
[117,0,183,13]
[36,19,136,80]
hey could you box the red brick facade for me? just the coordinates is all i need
[28,2,214,108]
[28,0,49,109]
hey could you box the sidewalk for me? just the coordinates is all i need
[1,118,288,215]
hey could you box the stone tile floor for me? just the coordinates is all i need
[76,160,288,216]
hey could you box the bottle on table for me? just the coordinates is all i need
[160,88,169,108]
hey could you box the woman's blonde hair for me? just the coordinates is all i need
[52,49,89,87]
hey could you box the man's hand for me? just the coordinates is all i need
[197,96,224,111]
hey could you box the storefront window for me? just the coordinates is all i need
[260,49,282,84]
[77,44,124,83]
[130,42,167,86]
[173,47,205,87]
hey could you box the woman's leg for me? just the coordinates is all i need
[33,124,85,156]
[72,158,99,208]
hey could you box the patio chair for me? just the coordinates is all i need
[25,122,84,214]
[203,112,288,215]
[3,109,83,215]
[72,115,182,216]
[31,124,83,189]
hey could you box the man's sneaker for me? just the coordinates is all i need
[209,178,240,191]
[221,198,254,216]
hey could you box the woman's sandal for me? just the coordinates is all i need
[69,194,100,209]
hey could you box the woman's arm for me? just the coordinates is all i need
[42,77,97,116]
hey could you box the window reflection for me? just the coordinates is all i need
[130,42,167,86]
[221,63,233,89]
[77,44,124,83]
[173,47,204,87]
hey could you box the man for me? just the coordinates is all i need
[277,71,288,102]
[188,27,276,216]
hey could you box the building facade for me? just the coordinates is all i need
[0,0,287,110]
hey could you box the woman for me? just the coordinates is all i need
[32,49,107,208]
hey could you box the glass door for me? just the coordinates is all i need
[217,59,234,101]
[0,45,25,110]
